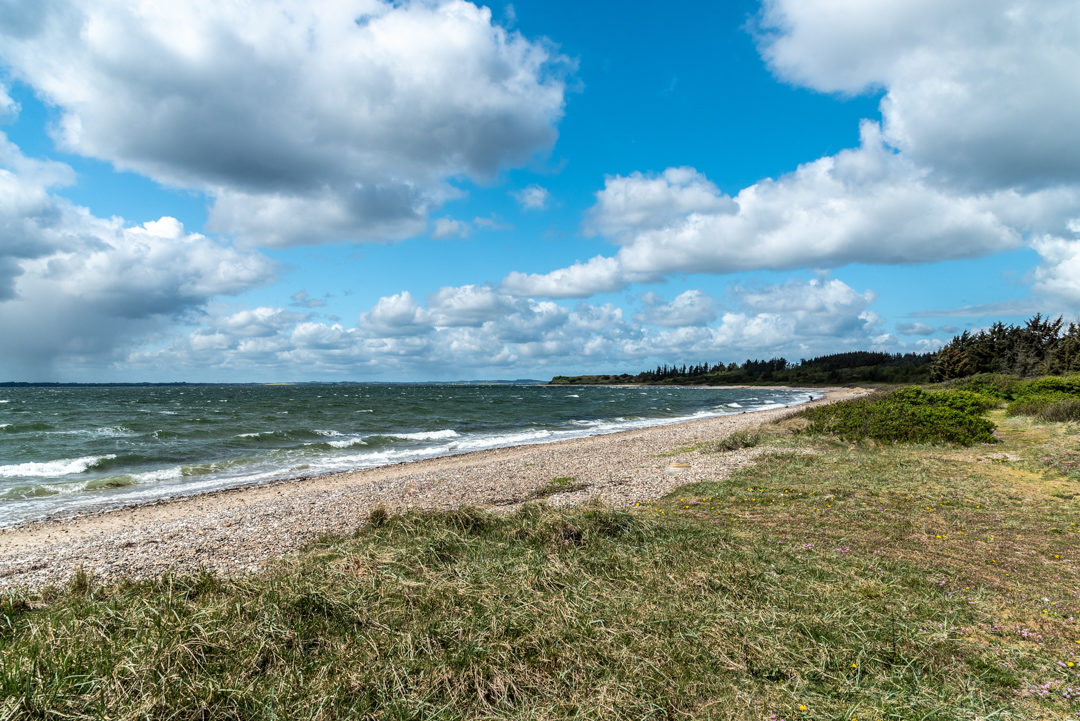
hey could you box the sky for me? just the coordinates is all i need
[1,0,1079,382]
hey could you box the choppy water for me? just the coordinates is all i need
[0,383,817,527]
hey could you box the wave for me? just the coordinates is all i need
[48,425,134,438]
[0,421,53,433]
[383,429,460,441]
[0,454,117,478]
[1,484,61,500]
[328,437,367,449]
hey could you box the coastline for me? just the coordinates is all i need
[0,386,869,590]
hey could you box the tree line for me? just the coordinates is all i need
[931,314,1080,381]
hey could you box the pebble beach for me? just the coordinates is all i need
[0,387,867,590]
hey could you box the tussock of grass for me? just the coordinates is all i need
[3,415,1080,719]
[705,429,763,452]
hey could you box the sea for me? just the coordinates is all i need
[0,383,818,528]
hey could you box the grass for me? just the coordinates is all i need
[2,414,1080,719]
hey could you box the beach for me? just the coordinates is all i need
[0,387,867,590]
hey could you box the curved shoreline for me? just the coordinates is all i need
[0,386,869,590]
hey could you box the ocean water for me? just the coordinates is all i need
[0,383,817,527]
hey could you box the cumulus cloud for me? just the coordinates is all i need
[635,290,717,327]
[501,255,633,298]
[512,121,1080,297]
[0,83,17,121]
[585,166,735,237]
[0,133,275,377]
[731,277,881,341]
[1031,236,1080,305]
[431,217,471,240]
[0,0,569,246]
[428,284,518,327]
[124,276,892,379]
[758,0,1080,190]
[513,184,550,210]
[359,291,433,337]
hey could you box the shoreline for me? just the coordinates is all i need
[0,386,869,590]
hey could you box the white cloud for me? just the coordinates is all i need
[431,217,470,240]
[515,119,1080,295]
[586,166,734,237]
[501,255,632,298]
[0,132,275,377]
[609,124,1040,277]
[215,306,305,338]
[635,290,717,327]
[359,291,433,337]
[0,83,17,121]
[0,0,569,246]
[896,322,935,336]
[758,0,1080,189]
[428,284,518,327]
[513,184,550,210]
[1031,236,1080,305]
[122,275,895,379]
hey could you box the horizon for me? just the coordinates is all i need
[2,1,1078,382]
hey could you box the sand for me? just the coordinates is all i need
[0,387,870,590]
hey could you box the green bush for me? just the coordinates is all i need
[1006,392,1074,417]
[1015,373,1080,397]
[799,387,997,445]
[1037,399,1080,423]
[942,373,1017,400]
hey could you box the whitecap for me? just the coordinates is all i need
[387,429,460,441]
[328,438,368,449]
[314,429,344,437]
[0,454,116,478]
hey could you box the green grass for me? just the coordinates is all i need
[2,415,1080,719]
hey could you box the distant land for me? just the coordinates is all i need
[550,351,935,387]
[550,315,1080,387]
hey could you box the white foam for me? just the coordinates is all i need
[0,423,9,429]
[0,400,9,403]
[387,429,460,441]
[314,429,344,437]
[328,437,367,449]
[0,454,116,478]
[131,466,184,484]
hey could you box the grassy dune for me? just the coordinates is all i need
[2,410,1079,719]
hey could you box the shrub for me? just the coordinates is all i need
[799,387,997,445]
[1006,392,1074,417]
[943,373,1017,400]
[1037,399,1080,423]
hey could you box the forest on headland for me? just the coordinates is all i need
[550,314,1080,386]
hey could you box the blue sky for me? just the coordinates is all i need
[1,0,1078,381]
